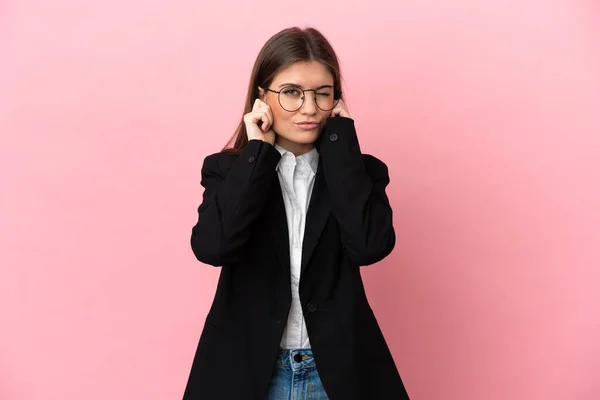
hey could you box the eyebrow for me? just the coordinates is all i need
[277,83,334,90]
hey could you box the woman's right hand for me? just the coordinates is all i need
[244,99,276,145]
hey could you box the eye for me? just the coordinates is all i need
[316,92,331,97]
[282,88,301,96]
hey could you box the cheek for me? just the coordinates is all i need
[272,109,292,127]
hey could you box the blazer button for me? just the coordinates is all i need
[329,133,338,142]
[307,302,318,313]
[248,156,255,163]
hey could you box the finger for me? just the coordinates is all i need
[264,106,274,130]
[256,103,273,131]
[261,115,268,131]
[248,101,274,131]
[255,98,268,110]
[252,98,263,112]
[259,110,271,132]
[331,104,341,116]
[333,101,350,118]
[247,110,267,129]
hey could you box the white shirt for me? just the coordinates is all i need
[274,143,319,349]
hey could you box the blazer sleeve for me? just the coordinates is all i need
[318,116,396,266]
[190,139,281,266]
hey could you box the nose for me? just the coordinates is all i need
[300,93,317,114]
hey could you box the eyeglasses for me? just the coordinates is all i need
[263,86,341,112]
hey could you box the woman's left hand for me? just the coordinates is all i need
[330,99,352,119]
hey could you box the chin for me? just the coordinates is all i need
[294,133,320,144]
[280,131,320,144]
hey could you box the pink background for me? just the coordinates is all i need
[1,1,599,399]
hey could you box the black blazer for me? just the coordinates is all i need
[183,117,409,399]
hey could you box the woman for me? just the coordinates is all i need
[184,26,410,400]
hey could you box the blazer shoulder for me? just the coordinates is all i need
[361,153,386,167]
[202,150,239,177]
[361,153,389,179]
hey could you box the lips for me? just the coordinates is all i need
[296,122,319,129]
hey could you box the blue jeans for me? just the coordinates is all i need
[266,348,329,400]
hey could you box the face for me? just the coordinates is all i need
[259,61,335,155]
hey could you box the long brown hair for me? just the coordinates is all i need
[222,27,344,154]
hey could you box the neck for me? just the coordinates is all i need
[276,137,315,157]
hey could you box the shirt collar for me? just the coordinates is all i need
[274,143,319,174]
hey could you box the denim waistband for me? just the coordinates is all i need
[276,348,316,371]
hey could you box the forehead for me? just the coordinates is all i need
[271,61,334,88]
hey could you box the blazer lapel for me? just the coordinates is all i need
[301,159,331,276]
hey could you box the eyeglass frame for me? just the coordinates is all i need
[261,85,342,112]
